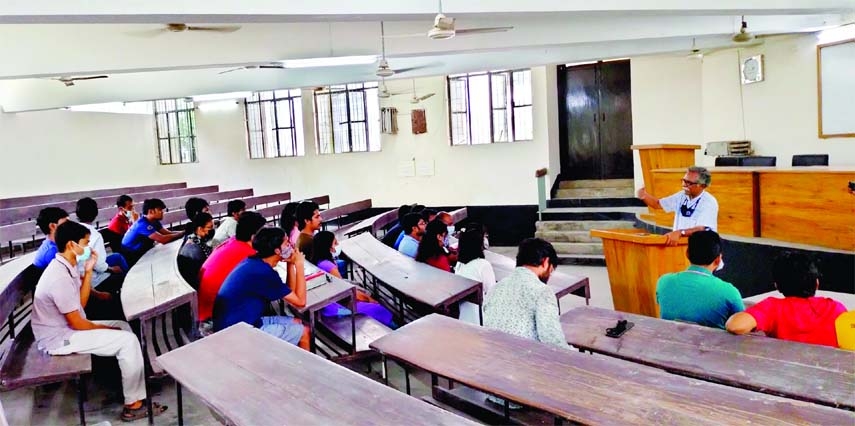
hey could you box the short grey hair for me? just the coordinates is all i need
[688,166,711,186]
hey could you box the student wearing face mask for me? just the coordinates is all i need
[454,223,497,325]
[212,227,310,349]
[310,231,395,328]
[177,213,215,290]
[107,195,139,237]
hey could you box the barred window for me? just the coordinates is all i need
[154,98,198,164]
[245,90,304,158]
[313,82,381,154]
[448,69,533,145]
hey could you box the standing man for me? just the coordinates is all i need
[637,166,718,246]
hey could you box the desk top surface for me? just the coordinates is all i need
[370,314,854,424]
[482,250,589,297]
[560,306,855,410]
[158,322,475,426]
[340,234,480,309]
[121,241,195,321]
[294,266,354,315]
[653,166,855,174]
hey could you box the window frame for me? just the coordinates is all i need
[313,82,380,155]
[153,98,198,165]
[244,89,304,159]
[446,69,533,146]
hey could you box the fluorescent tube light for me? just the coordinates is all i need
[817,23,855,44]
[279,55,378,68]
[192,92,252,102]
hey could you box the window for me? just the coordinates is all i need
[154,98,198,164]
[245,90,305,158]
[313,82,381,154]
[448,69,533,145]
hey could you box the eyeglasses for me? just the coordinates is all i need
[681,179,701,186]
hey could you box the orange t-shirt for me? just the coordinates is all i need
[197,238,255,321]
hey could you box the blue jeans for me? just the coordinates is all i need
[259,316,303,346]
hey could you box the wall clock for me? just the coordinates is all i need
[741,54,764,84]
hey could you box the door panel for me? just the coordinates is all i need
[561,65,600,180]
[598,60,634,179]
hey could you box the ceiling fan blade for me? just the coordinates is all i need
[382,32,428,39]
[455,26,514,36]
[186,25,242,33]
[218,67,244,75]
[418,93,436,101]
[256,64,286,70]
[125,27,169,38]
[392,65,434,74]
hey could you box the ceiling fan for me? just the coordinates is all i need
[385,0,513,40]
[52,75,108,87]
[408,80,436,104]
[376,21,432,78]
[733,16,755,43]
[218,63,286,75]
[128,23,241,37]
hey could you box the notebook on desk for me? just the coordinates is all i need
[275,262,328,291]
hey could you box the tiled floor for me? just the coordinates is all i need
[3,249,613,425]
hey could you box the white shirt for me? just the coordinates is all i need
[660,190,718,232]
[79,222,111,287]
[455,258,497,298]
[211,216,237,248]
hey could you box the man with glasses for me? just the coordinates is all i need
[636,166,718,246]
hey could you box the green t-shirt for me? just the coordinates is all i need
[656,265,745,329]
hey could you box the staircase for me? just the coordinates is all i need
[536,179,644,265]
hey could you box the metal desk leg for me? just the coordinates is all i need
[176,382,184,426]
[382,356,389,386]
[504,399,510,422]
[309,311,317,353]
[77,378,87,426]
[140,324,154,425]
[404,365,411,395]
[350,289,357,355]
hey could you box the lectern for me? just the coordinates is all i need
[591,229,689,317]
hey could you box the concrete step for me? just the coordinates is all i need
[535,230,598,243]
[559,179,634,189]
[536,220,635,232]
[557,254,606,266]
[547,197,645,208]
[556,187,635,199]
[551,242,604,255]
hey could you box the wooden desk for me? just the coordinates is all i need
[121,241,197,323]
[482,250,590,310]
[371,314,853,425]
[158,322,476,426]
[340,234,482,323]
[560,306,855,411]
[289,267,357,356]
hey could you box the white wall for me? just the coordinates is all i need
[0,67,558,206]
[631,33,855,188]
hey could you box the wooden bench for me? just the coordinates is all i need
[0,185,220,226]
[484,250,590,311]
[340,233,482,325]
[157,322,477,426]
[332,208,396,240]
[320,199,373,236]
[560,306,855,411]
[304,194,331,210]
[0,182,186,209]
[447,207,468,225]
[370,314,854,425]
[120,240,197,424]
[207,192,291,218]
[0,253,91,426]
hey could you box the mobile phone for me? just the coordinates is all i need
[605,319,634,338]
[849,181,855,191]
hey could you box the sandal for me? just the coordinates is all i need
[120,401,168,422]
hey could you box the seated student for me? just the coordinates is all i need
[310,231,395,328]
[656,230,743,329]
[31,221,167,422]
[177,212,214,290]
[121,198,184,265]
[107,194,138,237]
[211,200,245,248]
[394,204,426,249]
[75,197,128,293]
[184,197,211,222]
[726,252,847,348]
[381,204,413,248]
[295,200,321,259]
[436,211,459,264]
[397,213,426,259]
[420,208,438,224]
[454,223,497,324]
[415,219,452,272]
[197,211,267,322]
[33,207,69,269]
[278,202,300,246]
[212,227,310,349]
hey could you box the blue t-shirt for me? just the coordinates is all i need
[213,257,292,331]
[394,231,406,250]
[33,239,58,269]
[121,216,161,253]
[656,265,745,329]
[398,235,419,258]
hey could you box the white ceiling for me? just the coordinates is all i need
[0,1,852,112]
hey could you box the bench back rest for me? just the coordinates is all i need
[0,222,40,246]
[208,192,291,217]
[0,257,42,365]
[0,182,187,209]
[304,195,331,210]
[448,207,468,225]
[321,199,372,222]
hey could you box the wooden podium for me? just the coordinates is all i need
[631,144,700,227]
[591,229,689,317]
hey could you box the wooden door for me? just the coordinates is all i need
[558,60,633,180]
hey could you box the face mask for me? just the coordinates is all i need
[483,236,490,250]
[124,210,134,220]
[75,244,92,263]
[280,245,294,261]
[202,230,215,241]
[332,245,342,258]
[715,257,725,272]
[446,225,455,236]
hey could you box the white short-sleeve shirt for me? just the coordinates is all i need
[659,190,718,231]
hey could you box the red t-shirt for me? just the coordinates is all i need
[746,296,847,348]
[425,254,451,273]
[107,211,131,235]
[197,237,256,321]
